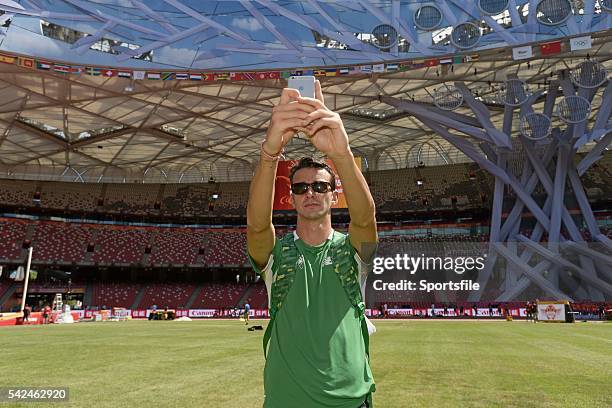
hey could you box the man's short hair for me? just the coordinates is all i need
[289,157,336,190]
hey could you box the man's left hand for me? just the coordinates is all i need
[296,80,352,160]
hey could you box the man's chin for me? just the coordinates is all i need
[298,208,328,220]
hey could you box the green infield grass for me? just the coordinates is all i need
[1,320,610,407]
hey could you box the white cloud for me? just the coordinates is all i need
[231,17,263,32]
[153,45,196,67]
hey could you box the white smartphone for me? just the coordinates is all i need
[288,76,315,98]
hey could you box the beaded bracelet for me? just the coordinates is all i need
[261,143,284,162]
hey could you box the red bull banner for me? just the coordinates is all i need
[273,157,361,211]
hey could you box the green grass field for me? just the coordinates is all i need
[2,320,611,407]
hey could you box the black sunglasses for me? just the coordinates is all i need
[291,181,334,195]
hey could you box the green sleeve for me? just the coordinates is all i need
[247,238,280,276]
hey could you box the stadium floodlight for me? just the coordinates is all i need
[451,22,482,49]
[433,84,463,111]
[371,24,398,49]
[519,112,552,141]
[478,0,509,15]
[570,60,608,89]
[498,79,530,107]
[535,0,573,26]
[414,4,443,31]
[556,95,591,124]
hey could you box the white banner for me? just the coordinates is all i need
[512,45,532,60]
[112,309,131,318]
[537,303,566,322]
[475,308,503,317]
[388,308,413,316]
[570,36,592,51]
[511,308,527,317]
[131,310,147,318]
[188,309,216,318]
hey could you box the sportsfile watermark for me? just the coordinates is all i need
[0,387,69,402]
[366,241,488,300]
[372,252,486,292]
[365,240,610,302]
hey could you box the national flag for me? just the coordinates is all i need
[18,57,34,68]
[280,71,292,79]
[188,73,202,81]
[268,71,280,79]
[37,61,52,70]
[570,35,592,51]
[463,54,479,62]
[71,66,84,74]
[325,68,337,76]
[349,66,362,75]
[102,69,116,77]
[203,73,215,81]
[230,72,243,80]
[53,64,71,74]
[117,70,132,79]
[339,67,349,75]
[280,69,314,78]
[439,58,452,65]
[398,63,411,72]
[360,65,372,72]
[425,59,439,67]
[175,72,188,80]
[0,54,15,64]
[161,72,174,80]
[453,56,463,64]
[215,72,229,81]
[147,72,161,80]
[241,72,255,81]
[512,46,532,60]
[372,64,385,73]
[86,67,101,76]
[410,59,426,69]
[133,70,145,80]
[540,41,562,56]
[386,63,398,71]
[313,69,326,77]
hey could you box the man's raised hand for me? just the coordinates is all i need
[263,88,315,156]
[296,80,351,160]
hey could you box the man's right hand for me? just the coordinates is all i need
[263,88,315,155]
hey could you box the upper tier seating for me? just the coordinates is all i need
[0,218,27,259]
[31,221,92,263]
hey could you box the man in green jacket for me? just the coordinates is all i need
[247,80,377,408]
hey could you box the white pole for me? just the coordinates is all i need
[20,247,33,312]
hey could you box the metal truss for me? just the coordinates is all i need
[0,1,610,69]
[383,61,612,302]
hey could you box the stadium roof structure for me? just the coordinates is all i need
[0,0,610,183]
